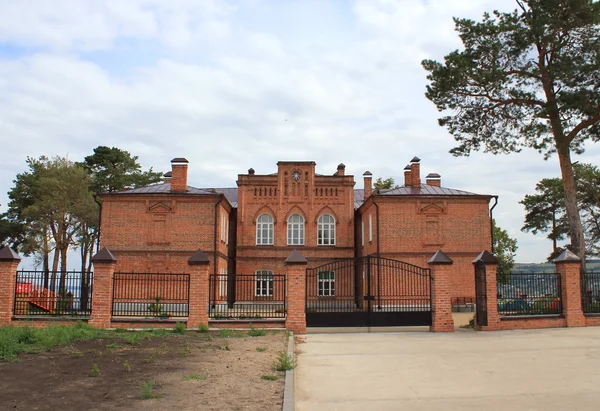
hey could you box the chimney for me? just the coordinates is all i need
[403,165,412,186]
[363,171,372,199]
[426,173,441,187]
[163,171,172,183]
[410,156,421,187]
[170,157,189,192]
[335,163,346,176]
[248,168,255,175]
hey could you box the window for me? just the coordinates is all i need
[256,214,274,245]
[318,214,336,245]
[225,217,229,245]
[256,270,274,297]
[287,214,305,245]
[361,221,365,247]
[369,214,373,242]
[219,268,227,297]
[318,271,335,297]
[221,214,227,242]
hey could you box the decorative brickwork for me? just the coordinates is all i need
[285,250,308,334]
[428,250,455,332]
[187,249,210,328]
[0,246,21,326]
[89,248,117,329]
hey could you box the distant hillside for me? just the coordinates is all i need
[514,261,600,273]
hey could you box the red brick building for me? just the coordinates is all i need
[98,157,494,302]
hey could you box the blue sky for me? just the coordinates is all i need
[0,0,598,266]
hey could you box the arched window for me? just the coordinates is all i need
[256,214,274,245]
[317,214,336,245]
[287,214,305,245]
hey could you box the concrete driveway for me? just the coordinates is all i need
[295,327,600,411]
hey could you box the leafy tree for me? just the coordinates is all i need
[81,146,163,194]
[520,178,569,259]
[422,0,600,264]
[520,163,600,259]
[0,212,26,250]
[6,157,97,292]
[493,219,519,283]
[374,177,400,190]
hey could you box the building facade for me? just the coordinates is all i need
[98,157,494,301]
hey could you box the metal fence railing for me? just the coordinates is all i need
[582,270,600,313]
[14,270,93,317]
[209,274,286,320]
[497,272,562,316]
[112,273,190,318]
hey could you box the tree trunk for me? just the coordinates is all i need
[43,226,50,289]
[557,147,586,267]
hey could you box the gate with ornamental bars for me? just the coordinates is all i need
[306,255,432,327]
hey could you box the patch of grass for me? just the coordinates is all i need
[106,343,123,349]
[198,323,209,333]
[256,347,267,352]
[173,322,186,334]
[261,375,279,381]
[273,352,295,371]
[219,328,245,338]
[248,325,267,337]
[140,381,162,400]
[183,373,207,381]
[123,360,131,372]
[0,322,108,362]
[90,363,101,377]
[180,341,191,357]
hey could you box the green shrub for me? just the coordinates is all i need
[273,352,295,371]
[90,364,101,377]
[198,323,209,333]
[173,322,186,334]
[140,381,162,399]
[261,375,278,381]
[248,325,266,337]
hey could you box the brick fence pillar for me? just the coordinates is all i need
[285,250,308,334]
[473,250,501,331]
[428,250,454,332]
[187,249,210,329]
[554,249,585,327]
[89,248,117,329]
[0,246,21,326]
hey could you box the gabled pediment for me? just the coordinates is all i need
[419,202,445,215]
[147,202,172,213]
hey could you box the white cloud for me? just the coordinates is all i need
[0,0,598,266]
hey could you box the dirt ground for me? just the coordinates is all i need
[0,330,287,411]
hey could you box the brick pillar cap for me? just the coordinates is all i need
[553,249,581,263]
[472,250,499,265]
[0,245,21,261]
[285,250,308,265]
[91,248,117,263]
[428,249,453,265]
[188,249,210,265]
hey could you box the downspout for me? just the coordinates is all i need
[372,193,381,309]
[212,194,224,308]
[489,196,499,253]
[93,194,102,251]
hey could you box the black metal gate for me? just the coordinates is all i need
[474,260,488,326]
[306,256,432,327]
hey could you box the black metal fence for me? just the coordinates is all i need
[14,270,93,317]
[497,272,562,316]
[209,274,286,320]
[582,270,600,313]
[112,273,190,318]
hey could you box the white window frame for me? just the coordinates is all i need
[369,214,373,242]
[317,271,335,297]
[256,214,274,245]
[219,268,227,297]
[317,214,336,246]
[221,214,226,242]
[225,217,229,245]
[255,270,274,297]
[361,221,365,247]
[287,214,305,245]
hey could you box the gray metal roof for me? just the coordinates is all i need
[110,183,215,196]
[376,185,487,197]
[110,183,487,210]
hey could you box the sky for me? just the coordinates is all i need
[0,0,598,265]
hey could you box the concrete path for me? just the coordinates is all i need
[295,327,600,411]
